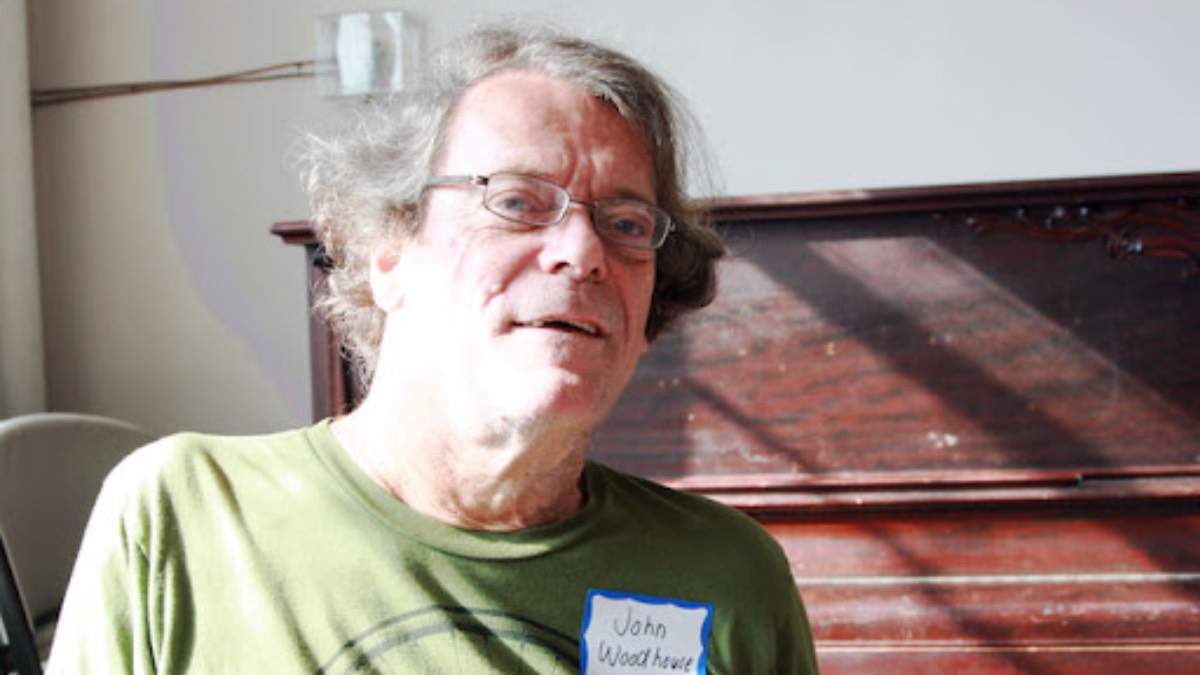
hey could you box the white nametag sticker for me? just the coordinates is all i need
[580,589,714,674]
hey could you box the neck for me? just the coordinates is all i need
[331,395,591,531]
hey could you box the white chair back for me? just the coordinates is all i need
[0,412,153,664]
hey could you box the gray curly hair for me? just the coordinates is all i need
[302,24,725,388]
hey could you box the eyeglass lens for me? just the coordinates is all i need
[483,173,668,250]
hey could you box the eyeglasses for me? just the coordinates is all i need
[425,172,674,250]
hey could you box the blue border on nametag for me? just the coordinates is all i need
[580,588,714,674]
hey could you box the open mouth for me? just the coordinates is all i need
[524,318,602,337]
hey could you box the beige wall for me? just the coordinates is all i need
[2,0,45,416]
[22,0,1200,435]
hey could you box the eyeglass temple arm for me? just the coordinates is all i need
[425,175,487,187]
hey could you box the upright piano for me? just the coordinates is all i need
[274,171,1200,673]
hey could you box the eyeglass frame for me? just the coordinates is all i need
[424,172,675,251]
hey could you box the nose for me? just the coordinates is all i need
[538,204,608,282]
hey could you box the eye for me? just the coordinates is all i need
[486,181,560,223]
[609,216,649,238]
[493,191,532,212]
[598,202,657,243]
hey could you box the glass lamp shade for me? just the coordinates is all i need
[315,10,419,98]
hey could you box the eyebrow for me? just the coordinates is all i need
[608,185,658,204]
[505,168,658,205]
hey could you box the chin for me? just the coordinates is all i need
[495,369,615,426]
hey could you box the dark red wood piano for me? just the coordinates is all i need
[274,171,1200,674]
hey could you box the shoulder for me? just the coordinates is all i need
[97,424,325,523]
[108,425,317,487]
[584,463,814,667]
[589,461,756,523]
[587,461,786,559]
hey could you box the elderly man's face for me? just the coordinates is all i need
[371,71,657,436]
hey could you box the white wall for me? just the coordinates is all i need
[24,0,1200,435]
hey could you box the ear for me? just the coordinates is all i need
[369,239,407,312]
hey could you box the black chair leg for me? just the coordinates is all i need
[1,533,43,675]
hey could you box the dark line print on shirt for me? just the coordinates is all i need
[314,605,579,675]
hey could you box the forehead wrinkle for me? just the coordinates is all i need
[438,71,656,204]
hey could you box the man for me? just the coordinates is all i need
[49,25,819,673]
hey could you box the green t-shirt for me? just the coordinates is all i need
[47,422,818,674]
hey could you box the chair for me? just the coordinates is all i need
[3,530,42,674]
[0,413,154,672]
